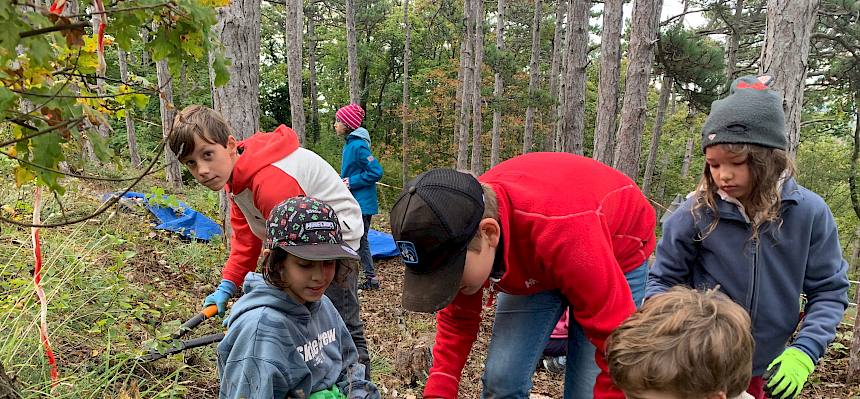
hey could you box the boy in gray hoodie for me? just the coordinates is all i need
[217,196,380,399]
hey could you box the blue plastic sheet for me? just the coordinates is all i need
[108,192,222,241]
[369,229,399,259]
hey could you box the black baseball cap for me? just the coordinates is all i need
[389,169,485,312]
[265,196,359,261]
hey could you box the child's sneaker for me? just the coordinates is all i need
[360,278,381,291]
[541,356,566,374]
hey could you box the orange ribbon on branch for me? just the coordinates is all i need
[32,187,59,388]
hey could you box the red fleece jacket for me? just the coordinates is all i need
[423,153,656,399]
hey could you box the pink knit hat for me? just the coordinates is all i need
[335,103,365,130]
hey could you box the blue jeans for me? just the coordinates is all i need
[481,261,648,399]
[358,215,376,280]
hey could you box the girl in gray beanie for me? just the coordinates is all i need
[646,75,849,399]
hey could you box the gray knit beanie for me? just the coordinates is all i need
[701,75,787,151]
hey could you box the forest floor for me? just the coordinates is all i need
[0,179,857,398]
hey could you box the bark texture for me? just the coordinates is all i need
[593,0,622,163]
[613,0,663,179]
[759,0,820,155]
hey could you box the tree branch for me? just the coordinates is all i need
[0,117,85,147]
[64,2,172,18]
[0,142,166,228]
[19,22,88,39]
[0,149,167,182]
[660,8,711,27]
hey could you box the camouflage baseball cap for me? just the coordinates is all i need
[264,196,359,261]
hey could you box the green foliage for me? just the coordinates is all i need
[1,0,229,196]
[0,159,226,397]
[658,26,725,111]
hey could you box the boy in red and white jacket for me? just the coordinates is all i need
[168,105,371,376]
[389,153,656,399]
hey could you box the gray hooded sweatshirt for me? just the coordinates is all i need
[217,273,379,399]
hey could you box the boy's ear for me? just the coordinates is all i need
[226,135,239,160]
[706,392,727,399]
[479,218,500,249]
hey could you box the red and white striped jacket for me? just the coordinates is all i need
[221,125,363,286]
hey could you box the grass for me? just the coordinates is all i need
[0,161,225,398]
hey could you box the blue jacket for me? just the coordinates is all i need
[341,128,383,215]
[217,273,380,399]
[647,178,849,375]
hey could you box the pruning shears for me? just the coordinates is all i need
[140,305,225,362]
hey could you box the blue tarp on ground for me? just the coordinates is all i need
[110,191,400,255]
[369,229,399,259]
[109,191,222,241]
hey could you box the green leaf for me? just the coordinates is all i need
[0,86,16,119]
[30,131,65,194]
[87,130,112,163]
[132,93,149,110]
[212,52,231,87]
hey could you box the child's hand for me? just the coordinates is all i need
[763,347,814,399]
[203,279,237,316]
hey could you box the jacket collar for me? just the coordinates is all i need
[712,176,802,224]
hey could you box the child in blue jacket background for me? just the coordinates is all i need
[335,104,384,290]
[646,76,849,399]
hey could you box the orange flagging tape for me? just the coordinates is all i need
[32,187,59,387]
[48,0,67,14]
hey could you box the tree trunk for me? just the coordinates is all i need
[346,0,361,104]
[613,0,663,180]
[156,60,182,188]
[453,40,466,155]
[593,0,623,163]
[490,0,506,166]
[457,0,475,170]
[545,0,564,153]
[759,0,820,155]
[562,0,589,155]
[141,28,150,66]
[849,279,860,383]
[523,0,542,155]
[402,0,411,185]
[681,138,694,177]
[470,0,485,174]
[286,0,306,143]
[556,0,573,152]
[118,49,141,167]
[0,361,19,399]
[655,151,669,219]
[642,75,672,196]
[680,109,696,178]
[209,0,261,141]
[724,0,744,83]
[307,4,321,144]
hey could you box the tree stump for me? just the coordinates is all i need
[393,334,434,387]
[0,361,20,399]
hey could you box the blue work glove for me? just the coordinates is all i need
[203,279,237,316]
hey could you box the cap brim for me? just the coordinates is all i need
[280,243,360,261]
[402,245,467,313]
